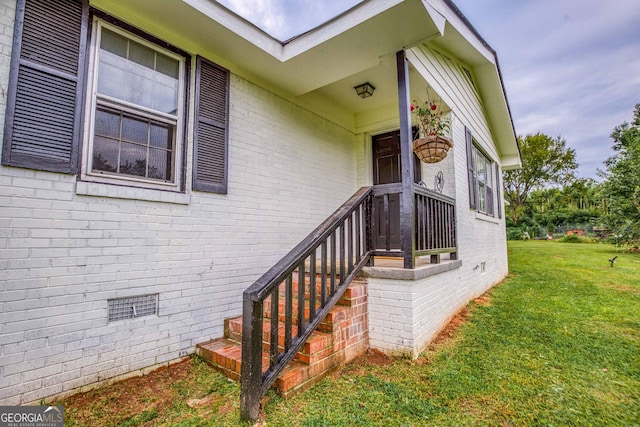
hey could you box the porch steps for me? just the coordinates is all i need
[196,277,368,396]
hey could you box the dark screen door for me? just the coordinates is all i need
[372,131,420,250]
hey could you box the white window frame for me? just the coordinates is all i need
[81,19,186,191]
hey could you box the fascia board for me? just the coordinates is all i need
[181,0,286,58]
[281,0,407,61]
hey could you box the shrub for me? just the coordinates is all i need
[558,234,582,243]
[557,234,598,243]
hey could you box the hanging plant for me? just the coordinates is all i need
[410,92,452,163]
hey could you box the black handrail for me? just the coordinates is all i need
[240,186,373,421]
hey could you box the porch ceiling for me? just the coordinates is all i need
[95,0,441,109]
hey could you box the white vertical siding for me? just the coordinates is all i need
[408,45,499,160]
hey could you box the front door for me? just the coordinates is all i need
[372,131,420,250]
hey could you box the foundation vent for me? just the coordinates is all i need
[108,294,158,322]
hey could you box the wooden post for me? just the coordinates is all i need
[240,296,263,421]
[396,50,416,269]
[364,193,373,266]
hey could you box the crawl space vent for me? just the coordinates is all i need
[108,294,158,322]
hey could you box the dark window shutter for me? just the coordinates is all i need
[193,56,229,194]
[2,0,88,173]
[465,127,477,210]
[495,162,502,219]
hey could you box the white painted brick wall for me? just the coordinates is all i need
[0,1,359,403]
[0,0,511,403]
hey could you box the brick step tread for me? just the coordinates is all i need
[268,280,367,312]
[196,336,368,395]
[225,317,334,361]
[276,277,366,302]
[262,300,352,329]
[196,338,330,394]
[226,301,353,340]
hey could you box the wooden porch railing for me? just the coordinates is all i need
[240,187,373,421]
[414,184,457,262]
[370,183,457,262]
[239,184,458,421]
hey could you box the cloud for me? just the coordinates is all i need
[217,0,640,178]
[456,0,640,178]
[219,0,286,36]
[218,0,362,40]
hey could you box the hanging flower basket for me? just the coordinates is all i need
[413,135,452,163]
[411,88,452,164]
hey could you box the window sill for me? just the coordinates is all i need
[76,181,190,205]
[474,212,500,224]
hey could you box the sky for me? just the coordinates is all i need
[217,0,640,179]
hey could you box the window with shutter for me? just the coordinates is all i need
[193,56,229,194]
[467,127,498,217]
[81,20,187,191]
[2,0,88,173]
[4,2,230,196]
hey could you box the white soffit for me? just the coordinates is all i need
[98,0,517,160]
[178,0,444,95]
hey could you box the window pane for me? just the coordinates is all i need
[129,39,155,69]
[97,58,126,100]
[156,52,179,78]
[122,115,148,145]
[92,136,118,173]
[119,142,147,177]
[125,72,154,108]
[154,82,178,114]
[150,122,172,149]
[148,148,172,181]
[477,157,486,184]
[94,108,120,138]
[100,28,128,57]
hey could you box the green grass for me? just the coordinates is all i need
[58,241,640,426]
[264,241,640,426]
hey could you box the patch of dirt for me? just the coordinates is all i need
[60,359,193,421]
[431,292,491,345]
[431,310,468,345]
[601,282,640,295]
[363,349,394,366]
[473,294,491,306]
[330,349,394,379]
[56,358,234,426]
[218,399,236,415]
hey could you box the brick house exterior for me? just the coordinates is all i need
[0,0,520,405]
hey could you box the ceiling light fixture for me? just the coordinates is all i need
[354,82,375,98]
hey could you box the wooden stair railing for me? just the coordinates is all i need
[240,187,373,421]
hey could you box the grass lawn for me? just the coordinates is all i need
[57,241,640,426]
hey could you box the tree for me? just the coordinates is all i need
[503,133,578,224]
[600,103,640,247]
